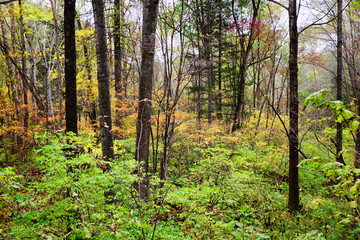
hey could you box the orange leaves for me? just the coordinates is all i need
[298,47,325,67]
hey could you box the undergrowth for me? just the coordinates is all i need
[1,114,360,239]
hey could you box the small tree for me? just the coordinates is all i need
[92,0,114,161]
[135,0,160,201]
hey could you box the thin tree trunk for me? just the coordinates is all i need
[64,0,77,134]
[19,0,28,129]
[288,0,300,211]
[50,0,63,127]
[135,0,160,201]
[76,16,97,129]
[231,0,260,132]
[25,26,37,109]
[0,16,19,120]
[114,0,124,128]
[9,5,23,124]
[92,0,114,162]
[336,0,345,165]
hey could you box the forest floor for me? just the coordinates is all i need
[1,118,360,239]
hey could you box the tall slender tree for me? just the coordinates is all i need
[50,0,63,126]
[135,0,160,201]
[231,0,260,132]
[336,0,344,165]
[19,0,28,129]
[92,0,114,162]
[113,0,123,128]
[64,0,77,134]
[288,0,300,211]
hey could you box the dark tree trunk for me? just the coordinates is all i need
[135,0,160,201]
[288,0,300,211]
[76,16,97,129]
[216,37,222,119]
[92,0,114,162]
[206,37,214,124]
[19,0,28,129]
[64,0,77,134]
[114,0,123,127]
[336,0,345,165]
[231,0,260,132]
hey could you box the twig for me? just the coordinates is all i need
[267,0,288,11]
[314,132,336,156]
[299,1,352,34]
[0,0,17,4]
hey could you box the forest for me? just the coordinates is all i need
[1,0,360,238]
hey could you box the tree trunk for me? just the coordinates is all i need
[76,16,97,129]
[92,0,114,162]
[19,0,28,129]
[9,5,24,125]
[231,0,260,132]
[64,0,77,134]
[288,0,300,211]
[1,16,19,118]
[336,0,345,165]
[114,0,123,127]
[25,26,37,110]
[215,0,223,120]
[50,0,63,127]
[135,0,160,201]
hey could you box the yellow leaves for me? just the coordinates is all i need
[306,198,325,210]
[8,51,18,58]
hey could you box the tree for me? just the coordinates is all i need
[113,0,123,128]
[50,0,63,127]
[19,0,28,129]
[231,0,261,132]
[92,0,114,162]
[64,0,77,134]
[135,0,160,201]
[336,0,344,164]
[156,0,192,184]
[287,0,300,211]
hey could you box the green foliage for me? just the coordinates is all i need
[304,89,360,130]
[1,120,359,239]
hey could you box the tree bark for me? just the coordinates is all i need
[216,0,223,120]
[76,16,97,129]
[135,0,160,201]
[231,0,260,132]
[64,0,77,134]
[336,0,345,165]
[92,0,114,162]
[19,0,28,129]
[50,0,63,127]
[288,0,300,211]
[114,0,123,127]
[0,15,19,120]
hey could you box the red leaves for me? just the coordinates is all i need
[225,17,261,36]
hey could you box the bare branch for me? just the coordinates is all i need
[0,0,17,4]
[299,0,352,34]
[267,0,288,11]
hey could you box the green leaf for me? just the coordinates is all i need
[303,89,329,110]
[348,201,358,209]
[339,218,352,224]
